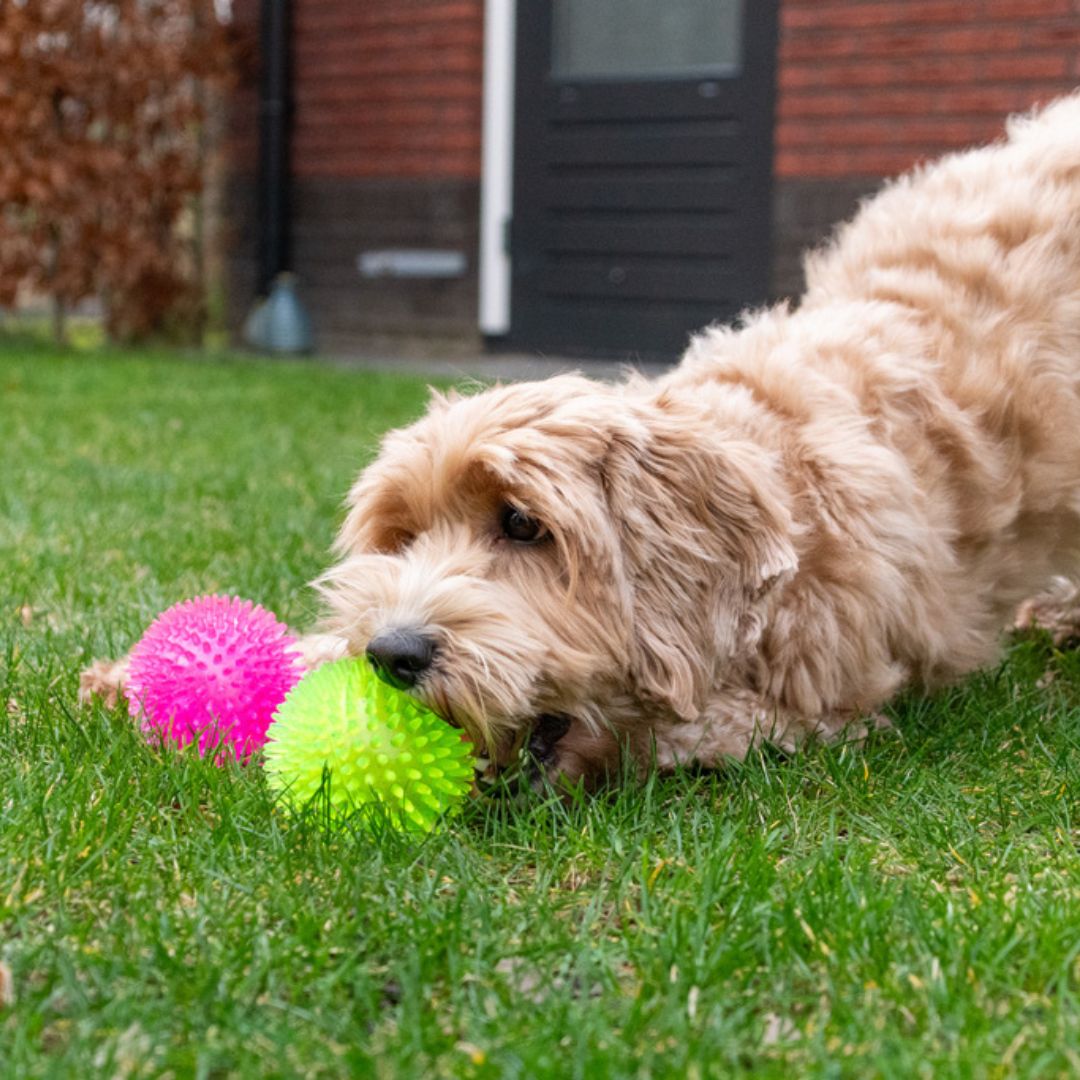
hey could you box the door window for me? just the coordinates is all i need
[551,0,743,81]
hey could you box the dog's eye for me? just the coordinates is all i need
[500,505,547,544]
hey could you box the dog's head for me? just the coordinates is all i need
[317,374,797,764]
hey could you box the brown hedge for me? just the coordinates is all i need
[0,0,232,342]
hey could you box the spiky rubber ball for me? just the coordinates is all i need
[264,658,474,833]
[125,595,304,759]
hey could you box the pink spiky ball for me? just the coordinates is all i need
[125,595,305,759]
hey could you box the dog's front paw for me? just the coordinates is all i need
[291,632,349,672]
[526,714,623,795]
[78,657,131,708]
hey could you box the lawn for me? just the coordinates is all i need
[3,340,1080,1078]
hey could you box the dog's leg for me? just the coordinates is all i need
[292,631,349,669]
[652,688,888,770]
[526,714,626,793]
[1015,577,1080,645]
[78,656,132,708]
[523,691,888,791]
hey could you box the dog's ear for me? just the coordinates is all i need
[601,400,798,720]
[334,472,378,556]
[333,454,412,558]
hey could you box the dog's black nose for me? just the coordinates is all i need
[365,629,436,690]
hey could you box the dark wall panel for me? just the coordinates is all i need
[770,177,878,301]
[226,174,481,350]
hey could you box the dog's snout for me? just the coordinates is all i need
[365,629,436,690]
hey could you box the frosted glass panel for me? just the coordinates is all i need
[552,0,742,80]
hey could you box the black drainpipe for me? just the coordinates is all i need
[256,0,291,296]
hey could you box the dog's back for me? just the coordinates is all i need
[801,92,1080,576]
[669,92,1080,696]
[802,90,1080,327]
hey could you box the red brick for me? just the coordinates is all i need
[294,24,482,56]
[284,0,484,179]
[780,25,1031,62]
[293,123,480,149]
[777,117,1004,150]
[776,91,860,119]
[783,2,986,32]
[982,52,1072,79]
[775,145,933,179]
[294,1,481,34]
[985,0,1072,17]
[295,149,479,180]
[295,77,480,106]
[295,101,478,129]
[296,50,480,82]
[1025,23,1080,48]
[242,0,1079,186]
[780,59,957,91]
[778,84,1067,120]
[780,51,1073,91]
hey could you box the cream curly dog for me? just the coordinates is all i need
[84,93,1080,789]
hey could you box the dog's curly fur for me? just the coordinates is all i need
[83,93,1080,789]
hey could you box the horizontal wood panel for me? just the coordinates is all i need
[546,130,741,168]
[541,220,741,256]
[547,118,740,137]
[508,296,725,359]
[540,175,741,212]
[537,259,736,303]
[543,80,746,123]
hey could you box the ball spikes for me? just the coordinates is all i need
[125,595,304,760]
[264,658,474,833]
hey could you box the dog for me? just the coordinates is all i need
[83,93,1080,790]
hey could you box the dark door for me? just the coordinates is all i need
[508,0,778,360]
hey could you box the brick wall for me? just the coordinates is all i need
[223,0,1080,347]
[291,0,483,181]
[771,0,1080,297]
[777,0,1080,179]
[230,0,1080,188]
[223,0,486,349]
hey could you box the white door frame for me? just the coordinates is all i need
[478,0,516,336]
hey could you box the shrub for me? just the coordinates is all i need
[0,0,231,343]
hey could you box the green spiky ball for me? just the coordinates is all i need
[263,658,473,832]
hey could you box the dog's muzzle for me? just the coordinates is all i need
[365,628,436,690]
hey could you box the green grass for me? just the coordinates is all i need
[4,340,1080,1078]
